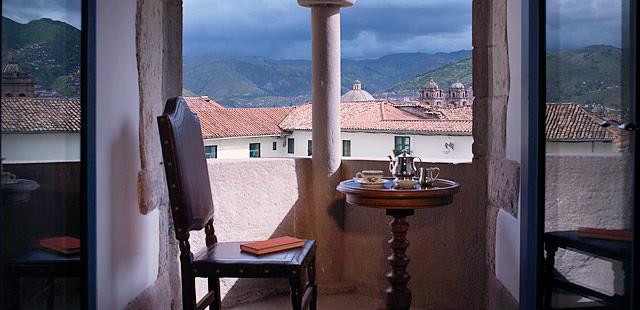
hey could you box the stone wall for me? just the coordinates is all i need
[472,0,520,308]
[545,154,633,302]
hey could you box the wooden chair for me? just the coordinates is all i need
[157,97,317,310]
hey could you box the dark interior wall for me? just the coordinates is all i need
[2,162,81,262]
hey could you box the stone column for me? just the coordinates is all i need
[298,0,355,286]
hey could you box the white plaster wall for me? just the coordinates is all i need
[204,136,286,159]
[496,0,522,300]
[545,141,616,154]
[96,0,160,309]
[1,133,80,162]
[288,130,473,162]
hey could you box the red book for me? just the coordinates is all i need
[240,236,305,255]
[39,236,81,255]
[577,227,632,242]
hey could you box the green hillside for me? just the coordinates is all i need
[183,50,471,107]
[546,45,622,112]
[1,16,81,96]
[387,45,623,115]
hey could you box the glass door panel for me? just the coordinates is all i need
[1,0,84,308]
[544,0,635,308]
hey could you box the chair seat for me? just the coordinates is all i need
[192,240,316,278]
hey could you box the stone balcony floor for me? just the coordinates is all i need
[227,293,427,310]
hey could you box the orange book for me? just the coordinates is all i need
[240,236,305,255]
[39,236,81,255]
[577,227,632,242]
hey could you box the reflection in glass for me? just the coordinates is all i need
[1,0,83,308]
[544,0,633,308]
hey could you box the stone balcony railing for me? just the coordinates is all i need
[192,157,486,309]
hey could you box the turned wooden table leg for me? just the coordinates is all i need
[385,209,414,310]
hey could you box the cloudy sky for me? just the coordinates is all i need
[183,0,472,59]
[1,0,623,59]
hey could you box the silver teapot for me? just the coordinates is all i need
[388,150,422,180]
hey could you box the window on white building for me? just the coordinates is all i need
[307,140,312,156]
[342,140,351,157]
[249,143,261,158]
[288,138,295,154]
[272,141,277,151]
[394,136,410,155]
[205,145,217,159]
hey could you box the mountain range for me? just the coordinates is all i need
[1,16,81,97]
[1,16,623,113]
[183,50,471,107]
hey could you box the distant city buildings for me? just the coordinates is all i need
[186,81,475,162]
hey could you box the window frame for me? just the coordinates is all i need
[342,139,351,157]
[394,136,411,154]
[287,138,295,154]
[249,143,261,158]
[272,141,277,151]
[307,140,312,156]
[205,145,218,159]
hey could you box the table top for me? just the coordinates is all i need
[337,178,461,209]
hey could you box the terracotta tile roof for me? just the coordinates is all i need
[1,98,80,133]
[392,103,473,121]
[546,103,615,141]
[185,100,292,138]
[279,102,472,135]
[184,96,224,110]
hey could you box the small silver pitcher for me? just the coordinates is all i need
[419,167,440,186]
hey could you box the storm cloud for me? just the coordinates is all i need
[183,0,472,59]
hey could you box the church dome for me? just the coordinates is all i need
[424,77,440,90]
[341,80,375,102]
[449,80,465,90]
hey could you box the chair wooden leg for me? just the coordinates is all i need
[208,277,221,310]
[306,258,317,310]
[180,254,196,310]
[289,274,303,310]
[544,242,557,310]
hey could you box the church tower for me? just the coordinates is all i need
[447,80,469,107]
[1,59,36,97]
[419,77,444,107]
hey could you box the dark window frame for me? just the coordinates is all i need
[521,0,639,308]
[205,145,218,159]
[394,136,410,154]
[307,140,312,156]
[342,140,351,157]
[272,141,277,151]
[287,138,295,154]
[249,143,261,158]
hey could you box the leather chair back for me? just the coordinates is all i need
[158,97,214,232]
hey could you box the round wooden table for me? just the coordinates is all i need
[337,178,461,310]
